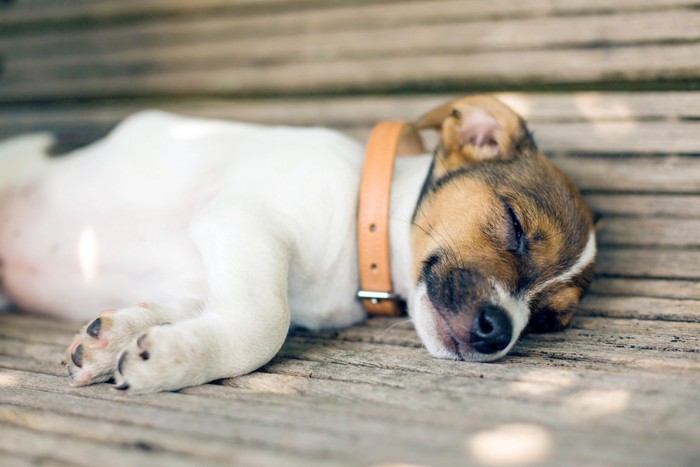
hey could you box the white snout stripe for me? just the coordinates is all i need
[526,230,597,300]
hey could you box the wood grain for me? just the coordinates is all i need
[1,307,698,466]
[1,0,700,465]
[7,10,699,73]
[2,42,700,101]
[5,0,696,28]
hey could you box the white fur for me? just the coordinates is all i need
[409,284,460,360]
[490,283,529,360]
[0,111,432,392]
[526,231,597,301]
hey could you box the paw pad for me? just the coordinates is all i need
[86,318,102,337]
[136,333,151,360]
[71,344,83,368]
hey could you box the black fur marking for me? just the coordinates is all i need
[421,253,490,314]
[526,306,566,333]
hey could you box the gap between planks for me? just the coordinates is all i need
[3,0,696,32]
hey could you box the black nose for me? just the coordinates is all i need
[470,305,513,354]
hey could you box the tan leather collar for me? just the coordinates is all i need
[357,121,424,316]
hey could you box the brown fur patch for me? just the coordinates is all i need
[412,95,595,333]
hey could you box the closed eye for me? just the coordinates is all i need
[504,201,528,256]
[419,252,442,283]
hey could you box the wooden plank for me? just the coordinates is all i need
[0,451,68,467]
[1,318,698,467]
[533,121,700,155]
[7,10,699,74]
[580,295,700,322]
[2,91,699,131]
[0,423,219,467]
[596,248,700,279]
[1,355,698,467]
[0,370,695,467]
[597,218,700,247]
[278,332,700,376]
[2,376,634,467]
[4,0,697,30]
[286,316,700,351]
[0,0,324,25]
[4,339,700,431]
[551,155,700,193]
[590,278,700,300]
[0,383,478,466]
[0,405,327,467]
[585,194,700,219]
[2,43,699,101]
[0,348,696,440]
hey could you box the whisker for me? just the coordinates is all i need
[382,318,414,335]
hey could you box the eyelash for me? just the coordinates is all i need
[504,202,527,256]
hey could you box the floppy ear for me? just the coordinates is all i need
[417,95,534,176]
[416,101,456,131]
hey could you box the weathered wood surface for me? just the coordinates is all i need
[1,0,700,465]
[2,0,699,100]
[0,311,698,467]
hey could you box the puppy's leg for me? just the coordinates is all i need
[113,206,292,393]
[65,300,202,386]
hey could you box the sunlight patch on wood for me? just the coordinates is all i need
[567,389,631,419]
[509,369,576,395]
[466,423,552,466]
[0,371,20,388]
[574,94,637,135]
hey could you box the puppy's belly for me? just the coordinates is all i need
[0,190,207,320]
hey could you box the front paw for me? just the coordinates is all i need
[64,303,161,386]
[65,309,132,385]
[114,324,200,394]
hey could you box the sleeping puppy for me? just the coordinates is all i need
[0,96,596,393]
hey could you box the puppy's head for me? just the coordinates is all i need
[410,95,596,361]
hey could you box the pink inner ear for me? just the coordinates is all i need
[458,110,501,151]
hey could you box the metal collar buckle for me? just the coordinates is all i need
[356,290,399,305]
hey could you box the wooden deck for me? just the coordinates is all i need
[1,1,700,465]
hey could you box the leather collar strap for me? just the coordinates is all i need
[357,121,424,316]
